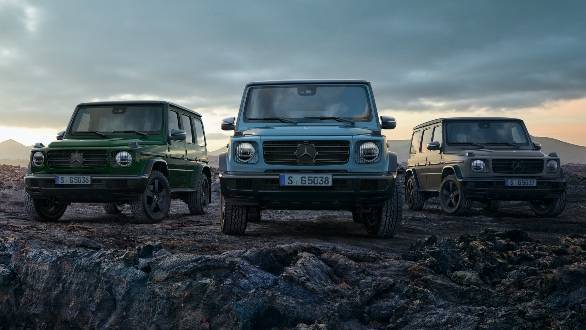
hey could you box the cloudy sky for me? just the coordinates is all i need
[1,0,585,149]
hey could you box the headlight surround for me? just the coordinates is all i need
[32,151,45,167]
[471,159,487,172]
[115,151,133,167]
[235,142,257,163]
[358,141,380,163]
[546,159,559,173]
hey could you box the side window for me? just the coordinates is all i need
[193,117,206,147]
[181,114,195,144]
[432,125,443,144]
[168,110,180,134]
[410,130,422,154]
[421,128,432,152]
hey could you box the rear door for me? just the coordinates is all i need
[192,116,208,162]
[167,108,187,187]
[427,124,444,190]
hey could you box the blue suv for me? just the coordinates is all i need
[218,80,402,237]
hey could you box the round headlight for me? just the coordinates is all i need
[359,142,380,163]
[115,151,133,167]
[32,151,45,167]
[546,159,559,172]
[471,159,487,172]
[236,142,257,163]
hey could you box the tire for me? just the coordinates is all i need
[220,194,248,235]
[246,206,261,223]
[483,200,500,213]
[439,175,471,215]
[529,191,566,217]
[363,179,403,238]
[130,171,171,223]
[187,175,210,215]
[352,210,364,223]
[24,193,67,222]
[104,203,122,215]
[405,175,425,210]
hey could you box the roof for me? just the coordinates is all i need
[414,117,523,130]
[76,100,202,117]
[246,79,371,87]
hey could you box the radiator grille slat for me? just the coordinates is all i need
[263,140,349,165]
[492,159,544,174]
[47,150,109,168]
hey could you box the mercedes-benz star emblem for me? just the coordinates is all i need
[511,160,523,173]
[294,142,318,163]
[70,152,84,166]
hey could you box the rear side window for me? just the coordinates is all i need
[181,114,195,144]
[410,130,422,154]
[432,125,443,144]
[421,128,433,151]
[193,117,206,147]
[168,111,180,133]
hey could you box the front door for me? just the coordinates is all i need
[426,124,444,190]
[167,109,187,188]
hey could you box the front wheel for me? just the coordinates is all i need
[24,193,67,222]
[405,175,425,210]
[439,175,471,215]
[130,171,171,223]
[363,180,403,238]
[220,194,248,235]
[529,191,566,217]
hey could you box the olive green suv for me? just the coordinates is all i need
[24,101,211,223]
[405,117,566,216]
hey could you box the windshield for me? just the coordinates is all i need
[69,105,163,135]
[244,85,371,122]
[445,120,530,147]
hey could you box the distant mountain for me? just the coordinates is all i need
[531,136,586,164]
[0,139,30,160]
[387,136,585,164]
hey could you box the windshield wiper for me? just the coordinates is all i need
[485,142,520,149]
[80,131,109,138]
[248,117,298,124]
[449,142,487,149]
[112,130,148,136]
[302,116,355,125]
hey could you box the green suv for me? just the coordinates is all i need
[24,101,211,223]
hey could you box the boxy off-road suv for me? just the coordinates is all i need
[25,101,211,223]
[218,80,402,237]
[405,117,566,216]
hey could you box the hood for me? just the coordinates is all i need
[240,125,376,137]
[459,149,548,158]
[47,138,157,149]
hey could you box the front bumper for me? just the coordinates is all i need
[460,177,566,200]
[220,172,396,210]
[25,174,149,202]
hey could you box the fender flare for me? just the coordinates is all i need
[387,152,399,173]
[441,165,464,180]
[219,152,228,173]
[143,158,168,176]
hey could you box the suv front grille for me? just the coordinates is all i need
[263,140,350,165]
[492,159,544,174]
[47,150,109,168]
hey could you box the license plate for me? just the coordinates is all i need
[279,174,332,186]
[55,175,91,185]
[505,178,537,187]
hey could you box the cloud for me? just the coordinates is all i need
[0,0,585,133]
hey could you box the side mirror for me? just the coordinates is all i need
[56,130,65,140]
[169,129,187,141]
[533,142,542,150]
[427,141,441,151]
[221,117,236,131]
[380,116,396,129]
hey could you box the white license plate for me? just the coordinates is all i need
[55,175,91,185]
[505,178,537,187]
[279,174,332,186]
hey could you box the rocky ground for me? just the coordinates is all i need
[0,164,584,329]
